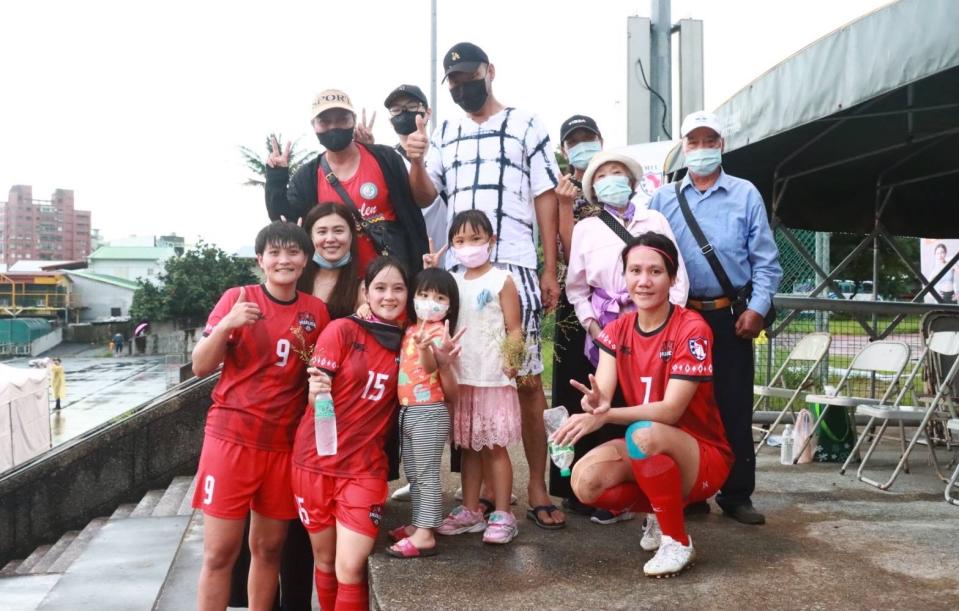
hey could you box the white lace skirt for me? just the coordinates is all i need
[452,384,521,451]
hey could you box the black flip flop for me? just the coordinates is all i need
[526,505,566,530]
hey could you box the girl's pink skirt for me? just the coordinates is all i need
[452,385,521,450]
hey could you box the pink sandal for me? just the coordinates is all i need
[388,525,414,542]
[386,537,438,559]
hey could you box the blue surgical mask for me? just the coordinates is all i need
[313,251,351,269]
[566,141,601,170]
[593,175,633,208]
[685,147,722,176]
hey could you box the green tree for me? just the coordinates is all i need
[130,241,258,324]
[240,134,317,188]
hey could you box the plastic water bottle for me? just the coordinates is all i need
[780,424,794,465]
[314,392,337,456]
[543,406,575,477]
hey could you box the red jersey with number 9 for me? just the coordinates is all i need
[595,305,733,465]
[293,317,401,478]
[203,284,330,452]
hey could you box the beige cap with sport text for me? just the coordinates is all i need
[311,89,354,121]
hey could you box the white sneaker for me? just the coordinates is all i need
[643,535,695,578]
[391,483,411,502]
[640,513,661,551]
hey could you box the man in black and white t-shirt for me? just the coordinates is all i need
[407,41,565,529]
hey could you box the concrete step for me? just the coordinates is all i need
[30,531,78,575]
[14,545,52,575]
[109,503,137,520]
[177,475,197,516]
[130,489,166,518]
[0,574,62,611]
[153,476,194,518]
[1,559,22,576]
[47,518,107,575]
[36,516,190,610]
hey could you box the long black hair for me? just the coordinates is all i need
[412,267,459,334]
[297,203,361,319]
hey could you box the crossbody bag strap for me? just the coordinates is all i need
[597,209,634,244]
[674,181,737,299]
[320,154,369,232]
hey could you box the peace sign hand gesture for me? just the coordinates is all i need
[569,373,610,415]
[267,135,291,168]
[432,319,466,366]
[422,238,448,269]
[354,109,376,145]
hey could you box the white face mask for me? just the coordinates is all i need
[413,298,449,322]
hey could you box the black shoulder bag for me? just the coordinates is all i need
[674,182,776,327]
[596,209,634,245]
[320,154,395,257]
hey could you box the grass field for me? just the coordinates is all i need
[784,317,920,335]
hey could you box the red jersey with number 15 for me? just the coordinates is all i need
[293,317,401,478]
[204,284,330,452]
[595,305,733,465]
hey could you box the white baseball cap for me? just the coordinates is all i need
[680,111,723,138]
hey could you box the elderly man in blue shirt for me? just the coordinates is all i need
[648,111,782,525]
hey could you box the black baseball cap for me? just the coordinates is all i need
[560,115,602,143]
[442,42,489,81]
[384,84,429,109]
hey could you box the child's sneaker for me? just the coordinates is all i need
[482,511,518,544]
[640,513,662,551]
[590,508,635,525]
[437,505,486,536]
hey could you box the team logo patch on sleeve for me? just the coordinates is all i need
[297,312,317,332]
[688,337,708,361]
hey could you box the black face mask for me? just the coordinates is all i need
[450,78,488,113]
[317,127,354,152]
[390,110,423,136]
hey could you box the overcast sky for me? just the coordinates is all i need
[0,0,890,253]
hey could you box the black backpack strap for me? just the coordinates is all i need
[320,154,369,232]
[674,181,737,299]
[596,209,634,245]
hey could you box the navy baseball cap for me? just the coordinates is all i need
[442,42,489,81]
[384,84,429,109]
[560,115,601,143]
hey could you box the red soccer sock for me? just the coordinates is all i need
[314,568,337,611]
[631,454,688,545]
[591,482,652,513]
[335,581,368,611]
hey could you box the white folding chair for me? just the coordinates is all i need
[798,341,912,467]
[946,418,959,506]
[853,331,959,491]
[752,332,831,453]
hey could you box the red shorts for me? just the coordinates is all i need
[684,442,732,505]
[290,466,388,539]
[191,435,297,520]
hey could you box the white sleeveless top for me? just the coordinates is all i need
[453,267,515,387]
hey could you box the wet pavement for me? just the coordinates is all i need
[4,350,181,448]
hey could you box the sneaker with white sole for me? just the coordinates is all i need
[482,511,518,544]
[391,483,411,502]
[640,513,661,551]
[437,505,487,536]
[590,508,635,525]
[643,535,695,578]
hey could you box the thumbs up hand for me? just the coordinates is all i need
[221,286,262,330]
[405,113,429,161]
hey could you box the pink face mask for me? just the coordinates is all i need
[452,243,491,268]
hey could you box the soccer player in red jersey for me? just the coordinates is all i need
[191,221,330,611]
[291,256,408,611]
[552,231,733,578]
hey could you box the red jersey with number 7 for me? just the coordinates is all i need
[203,284,330,452]
[293,317,401,478]
[595,305,733,465]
